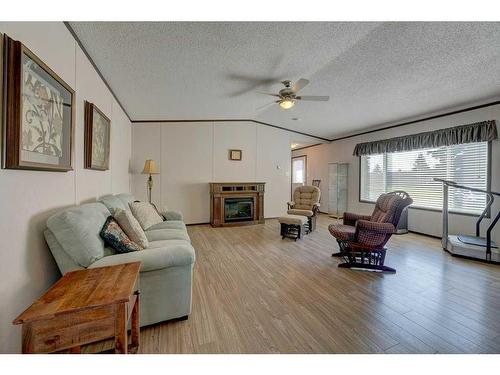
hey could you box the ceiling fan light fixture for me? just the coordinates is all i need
[279,98,295,110]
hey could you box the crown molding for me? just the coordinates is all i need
[63,22,132,122]
[64,22,500,144]
[131,118,332,142]
[291,143,323,152]
[330,99,500,142]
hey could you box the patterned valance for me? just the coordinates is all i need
[353,120,498,156]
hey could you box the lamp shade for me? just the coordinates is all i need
[142,159,159,174]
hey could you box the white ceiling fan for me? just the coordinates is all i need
[258,78,330,110]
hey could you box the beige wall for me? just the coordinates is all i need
[293,104,500,243]
[131,121,304,223]
[0,22,132,353]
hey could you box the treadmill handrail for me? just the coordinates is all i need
[434,178,499,261]
[433,178,500,197]
[476,194,494,237]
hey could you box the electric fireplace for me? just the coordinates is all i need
[209,182,265,227]
[224,198,254,222]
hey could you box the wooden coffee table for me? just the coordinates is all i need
[13,262,141,354]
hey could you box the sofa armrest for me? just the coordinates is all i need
[161,210,183,221]
[343,212,371,226]
[89,243,195,272]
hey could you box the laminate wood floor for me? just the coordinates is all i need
[85,214,500,354]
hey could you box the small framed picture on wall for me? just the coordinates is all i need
[229,149,242,161]
[84,101,111,170]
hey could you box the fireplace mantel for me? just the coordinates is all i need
[209,182,265,227]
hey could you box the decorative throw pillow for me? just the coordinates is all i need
[129,201,164,230]
[114,208,149,248]
[99,216,142,254]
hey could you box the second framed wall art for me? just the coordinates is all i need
[84,101,111,170]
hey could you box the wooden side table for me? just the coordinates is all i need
[13,262,141,354]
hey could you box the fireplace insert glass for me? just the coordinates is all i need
[224,198,254,222]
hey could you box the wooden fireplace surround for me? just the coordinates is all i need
[209,182,265,227]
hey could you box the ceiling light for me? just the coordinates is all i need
[279,99,295,110]
[291,143,298,149]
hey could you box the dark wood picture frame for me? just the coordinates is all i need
[229,149,242,161]
[84,101,111,170]
[2,34,75,171]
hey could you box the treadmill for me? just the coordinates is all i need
[435,178,500,263]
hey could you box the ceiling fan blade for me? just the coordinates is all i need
[291,78,310,93]
[256,101,279,111]
[226,74,282,97]
[296,95,330,101]
[258,92,281,98]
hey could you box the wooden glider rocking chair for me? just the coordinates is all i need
[287,185,321,232]
[328,191,412,273]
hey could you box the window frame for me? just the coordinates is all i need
[291,155,307,185]
[291,155,307,199]
[358,141,492,218]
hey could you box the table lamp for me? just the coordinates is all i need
[142,159,159,203]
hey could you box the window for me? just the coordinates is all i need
[360,142,489,215]
[292,156,306,184]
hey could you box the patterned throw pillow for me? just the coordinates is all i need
[114,208,149,248]
[99,216,142,254]
[129,201,164,230]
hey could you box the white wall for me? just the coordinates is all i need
[0,22,132,353]
[132,121,296,223]
[293,104,500,243]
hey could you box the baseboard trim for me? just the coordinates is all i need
[408,230,442,239]
[186,217,282,226]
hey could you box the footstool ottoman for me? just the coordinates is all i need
[279,214,308,240]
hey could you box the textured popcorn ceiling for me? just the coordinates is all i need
[69,22,500,139]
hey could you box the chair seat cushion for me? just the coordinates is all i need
[287,209,314,217]
[279,214,308,225]
[328,223,356,241]
[89,240,195,272]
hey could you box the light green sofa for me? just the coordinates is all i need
[43,193,195,326]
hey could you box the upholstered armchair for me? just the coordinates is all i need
[328,191,412,272]
[287,185,321,232]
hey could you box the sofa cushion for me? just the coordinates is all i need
[147,239,190,249]
[46,203,111,268]
[148,220,187,231]
[130,201,164,230]
[114,208,149,248]
[100,216,143,253]
[99,194,128,215]
[116,193,136,207]
[44,229,84,274]
[145,228,191,242]
[161,209,183,221]
[89,241,196,272]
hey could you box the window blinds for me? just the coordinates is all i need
[360,142,489,214]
